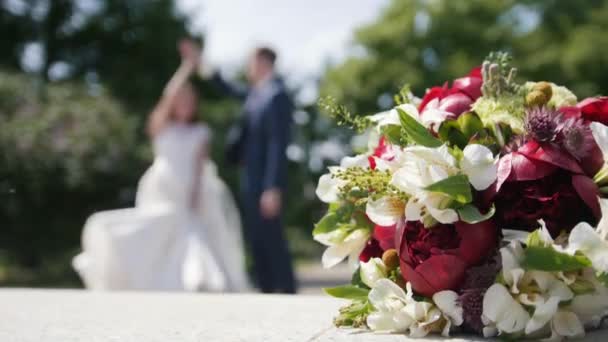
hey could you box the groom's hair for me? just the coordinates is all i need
[255,47,277,67]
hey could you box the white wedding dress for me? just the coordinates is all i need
[73,123,249,292]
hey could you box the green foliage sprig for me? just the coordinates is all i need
[394,84,413,105]
[318,96,372,133]
[481,51,521,97]
[333,167,406,203]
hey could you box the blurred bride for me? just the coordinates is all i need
[73,56,249,292]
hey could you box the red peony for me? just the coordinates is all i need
[418,67,482,121]
[395,219,498,297]
[492,139,600,237]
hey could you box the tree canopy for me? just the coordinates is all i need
[321,0,608,115]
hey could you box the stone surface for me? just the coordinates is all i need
[0,289,607,341]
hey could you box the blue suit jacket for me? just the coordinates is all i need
[213,73,294,197]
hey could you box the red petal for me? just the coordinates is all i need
[496,153,513,191]
[519,141,584,174]
[580,97,608,125]
[453,76,482,100]
[582,141,605,176]
[404,255,467,297]
[455,220,498,265]
[468,66,482,78]
[374,225,396,251]
[510,152,557,181]
[572,175,601,219]
[437,91,474,115]
[419,84,448,112]
[559,106,582,120]
[368,156,377,170]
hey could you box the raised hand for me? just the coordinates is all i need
[178,38,201,67]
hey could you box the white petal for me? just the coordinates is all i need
[405,197,423,222]
[421,108,452,132]
[570,294,608,327]
[343,229,370,244]
[591,121,608,157]
[360,258,388,288]
[426,203,459,224]
[568,222,608,273]
[461,144,498,191]
[366,197,404,226]
[403,301,435,322]
[340,154,370,168]
[597,198,608,240]
[368,279,407,312]
[315,173,342,203]
[483,284,530,334]
[500,242,524,287]
[534,220,556,245]
[552,310,585,339]
[433,290,464,326]
[525,296,560,335]
[367,311,411,333]
[321,244,350,269]
[482,326,498,337]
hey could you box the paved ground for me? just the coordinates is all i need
[296,262,352,295]
[2,289,608,341]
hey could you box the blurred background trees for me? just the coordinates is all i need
[321,0,608,115]
[2,0,608,286]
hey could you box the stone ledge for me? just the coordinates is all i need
[0,289,606,341]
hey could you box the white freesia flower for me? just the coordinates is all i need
[365,196,406,226]
[367,279,416,333]
[482,283,530,336]
[461,144,498,191]
[570,292,608,328]
[566,222,608,273]
[391,144,459,224]
[550,310,585,340]
[432,290,464,335]
[556,198,608,275]
[315,171,343,203]
[367,279,461,337]
[483,241,577,339]
[314,228,370,269]
[360,258,388,288]
[315,155,370,203]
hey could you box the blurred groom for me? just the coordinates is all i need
[180,40,296,294]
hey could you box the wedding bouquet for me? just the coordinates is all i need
[313,52,608,340]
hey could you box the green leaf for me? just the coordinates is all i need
[312,203,354,235]
[526,230,544,248]
[522,246,592,272]
[324,285,370,300]
[397,108,442,147]
[457,204,495,224]
[425,174,473,204]
[438,112,484,148]
[381,124,407,146]
[313,211,340,235]
[457,112,484,138]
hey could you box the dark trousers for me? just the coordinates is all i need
[241,192,296,294]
